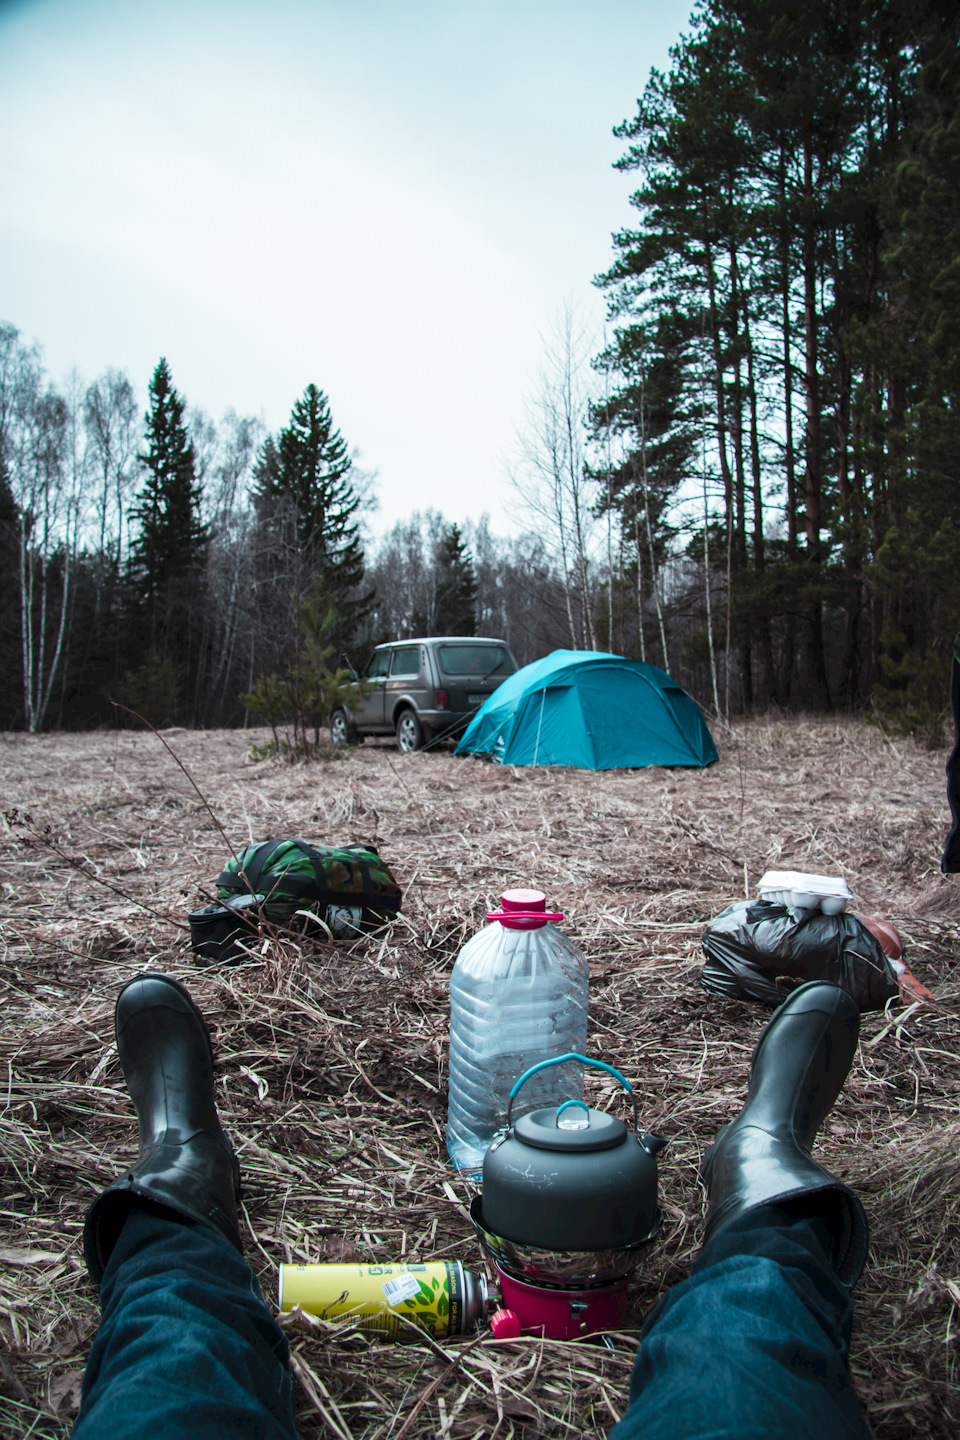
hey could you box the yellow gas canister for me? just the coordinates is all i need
[278,1260,488,1341]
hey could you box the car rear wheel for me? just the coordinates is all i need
[330,708,358,746]
[395,709,425,753]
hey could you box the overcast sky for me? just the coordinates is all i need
[1,0,694,533]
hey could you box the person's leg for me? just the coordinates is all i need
[74,1201,296,1440]
[700,982,869,1286]
[77,974,297,1439]
[610,1201,873,1440]
[611,985,874,1440]
[83,973,244,1282]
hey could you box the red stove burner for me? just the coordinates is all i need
[488,1265,630,1341]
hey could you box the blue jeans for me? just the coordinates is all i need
[611,1203,874,1440]
[74,1202,871,1439]
[73,1203,297,1440]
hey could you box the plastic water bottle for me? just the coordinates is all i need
[446,888,589,1174]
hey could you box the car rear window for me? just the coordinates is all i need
[438,644,514,677]
[389,646,422,678]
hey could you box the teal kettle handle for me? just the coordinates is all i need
[505,1052,642,1138]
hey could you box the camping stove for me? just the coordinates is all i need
[470,1053,667,1341]
[471,1197,647,1339]
[491,1269,630,1342]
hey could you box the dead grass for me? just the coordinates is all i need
[1,715,958,1438]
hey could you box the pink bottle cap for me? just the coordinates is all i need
[489,1306,522,1339]
[486,888,563,929]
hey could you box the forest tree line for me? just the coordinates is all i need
[2,0,958,738]
[0,338,577,733]
[590,0,960,734]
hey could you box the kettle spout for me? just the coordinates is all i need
[639,1130,668,1157]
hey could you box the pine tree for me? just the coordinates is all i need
[126,359,208,717]
[591,308,694,667]
[434,523,478,635]
[862,7,960,733]
[594,0,960,714]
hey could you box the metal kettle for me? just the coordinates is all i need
[472,1054,667,1287]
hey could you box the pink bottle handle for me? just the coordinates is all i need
[486,887,563,929]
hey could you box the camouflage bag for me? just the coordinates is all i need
[188,839,402,965]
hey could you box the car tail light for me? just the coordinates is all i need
[436,689,450,710]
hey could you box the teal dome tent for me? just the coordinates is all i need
[454,650,717,769]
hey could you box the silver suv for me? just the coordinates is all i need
[331,636,518,752]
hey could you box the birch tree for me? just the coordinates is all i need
[0,325,83,731]
[510,307,599,650]
[199,410,263,724]
[84,368,138,568]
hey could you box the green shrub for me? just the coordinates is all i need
[120,650,179,728]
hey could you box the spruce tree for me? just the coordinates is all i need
[129,359,207,617]
[434,523,478,635]
[254,383,371,650]
[126,359,208,717]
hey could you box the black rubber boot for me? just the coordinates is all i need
[83,973,243,1283]
[700,981,869,1287]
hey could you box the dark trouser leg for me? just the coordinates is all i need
[610,1203,874,1440]
[73,1202,297,1440]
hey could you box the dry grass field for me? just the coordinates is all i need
[1,717,958,1438]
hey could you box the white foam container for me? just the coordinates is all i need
[757,870,850,915]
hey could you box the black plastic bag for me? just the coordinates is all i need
[700,900,900,1011]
